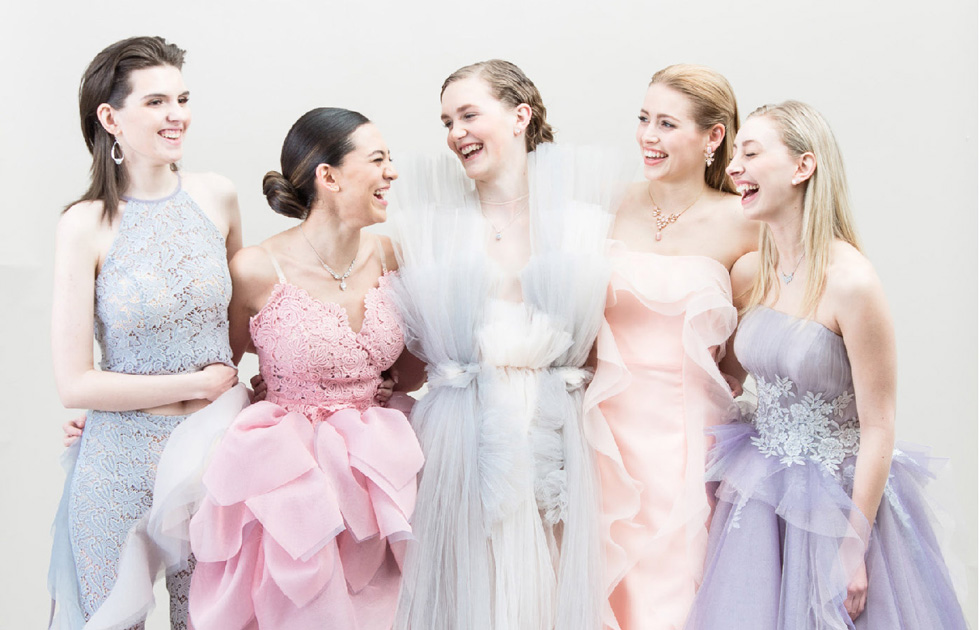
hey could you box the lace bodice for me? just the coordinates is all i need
[250,273,404,416]
[94,182,232,375]
[734,307,860,475]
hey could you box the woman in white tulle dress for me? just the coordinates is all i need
[390,60,627,630]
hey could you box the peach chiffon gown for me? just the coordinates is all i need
[585,241,740,630]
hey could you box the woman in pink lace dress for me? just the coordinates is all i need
[187,108,423,629]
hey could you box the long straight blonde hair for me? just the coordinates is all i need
[742,101,862,317]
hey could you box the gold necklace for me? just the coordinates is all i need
[648,186,704,241]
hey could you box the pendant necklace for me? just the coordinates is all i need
[480,193,530,241]
[649,185,704,241]
[299,224,357,291]
[779,252,805,284]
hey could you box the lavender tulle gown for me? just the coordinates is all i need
[686,306,967,630]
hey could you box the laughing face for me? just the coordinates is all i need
[440,76,528,183]
[636,83,713,183]
[105,65,190,169]
[333,123,397,226]
[727,115,804,221]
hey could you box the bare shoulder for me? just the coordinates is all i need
[826,241,881,300]
[181,171,240,221]
[58,200,108,242]
[374,234,399,272]
[730,250,761,303]
[707,190,761,251]
[182,171,237,197]
[229,243,278,285]
[611,182,649,234]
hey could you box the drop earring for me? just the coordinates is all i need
[704,145,715,167]
[111,141,124,165]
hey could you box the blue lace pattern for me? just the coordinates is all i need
[64,185,231,625]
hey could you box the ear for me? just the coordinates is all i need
[793,152,817,185]
[97,103,120,135]
[315,163,341,193]
[514,103,532,135]
[707,123,726,152]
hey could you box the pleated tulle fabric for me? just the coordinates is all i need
[389,143,631,630]
[583,246,740,630]
[686,307,968,630]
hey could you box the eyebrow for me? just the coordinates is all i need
[141,91,190,100]
[441,104,476,121]
[367,149,386,158]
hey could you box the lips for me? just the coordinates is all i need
[736,182,759,204]
[643,148,667,165]
[459,142,484,161]
[159,129,183,143]
[373,187,389,205]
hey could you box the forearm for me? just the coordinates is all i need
[56,368,207,412]
[850,423,895,527]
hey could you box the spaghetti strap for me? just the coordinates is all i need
[262,248,287,283]
[376,238,389,274]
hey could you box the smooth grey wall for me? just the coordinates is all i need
[1,0,975,626]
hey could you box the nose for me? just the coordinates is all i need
[640,125,659,144]
[386,162,399,181]
[726,155,742,177]
[167,102,188,122]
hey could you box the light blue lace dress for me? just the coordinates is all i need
[48,180,232,630]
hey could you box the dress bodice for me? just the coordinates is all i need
[95,183,232,375]
[734,306,859,474]
[249,274,404,415]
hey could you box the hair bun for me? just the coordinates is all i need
[262,170,309,219]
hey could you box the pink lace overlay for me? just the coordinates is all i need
[250,274,404,414]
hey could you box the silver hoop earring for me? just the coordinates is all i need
[704,145,715,167]
[111,141,124,165]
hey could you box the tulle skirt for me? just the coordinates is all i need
[686,422,968,630]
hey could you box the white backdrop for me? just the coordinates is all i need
[1,0,975,627]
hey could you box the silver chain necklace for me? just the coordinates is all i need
[299,224,357,291]
[480,194,530,241]
[780,252,805,284]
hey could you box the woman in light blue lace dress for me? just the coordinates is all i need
[48,36,246,629]
[685,101,967,629]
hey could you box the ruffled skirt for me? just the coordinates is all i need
[686,422,967,630]
[188,398,423,630]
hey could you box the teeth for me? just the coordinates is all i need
[374,189,387,199]
[644,150,667,159]
[460,143,483,156]
[737,184,759,196]
[160,130,181,139]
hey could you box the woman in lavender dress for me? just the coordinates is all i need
[685,101,967,629]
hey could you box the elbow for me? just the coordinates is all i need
[55,374,90,410]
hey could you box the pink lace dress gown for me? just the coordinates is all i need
[187,255,424,630]
[584,243,741,630]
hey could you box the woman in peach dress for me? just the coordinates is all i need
[585,65,760,630]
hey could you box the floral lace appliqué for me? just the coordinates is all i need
[250,273,404,415]
[749,374,859,475]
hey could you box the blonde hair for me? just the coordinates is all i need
[742,100,862,317]
[650,64,739,194]
[441,59,555,152]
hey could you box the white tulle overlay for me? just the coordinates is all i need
[48,385,250,630]
[389,144,629,630]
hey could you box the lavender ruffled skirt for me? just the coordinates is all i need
[686,422,967,630]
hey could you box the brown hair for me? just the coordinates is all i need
[650,64,739,194]
[263,107,371,220]
[68,36,186,223]
[441,59,555,152]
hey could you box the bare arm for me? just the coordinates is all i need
[718,252,759,387]
[227,246,280,364]
[836,265,896,527]
[51,206,236,411]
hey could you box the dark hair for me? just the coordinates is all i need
[441,59,555,152]
[263,108,371,220]
[67,36,186,222]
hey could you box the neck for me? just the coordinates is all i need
[123,162,179,199]
[647,176,705,211]
[768,207,805,270]
[475,151,529,207]
[301,208,361,267]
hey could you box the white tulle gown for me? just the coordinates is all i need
[389,144,628,630]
